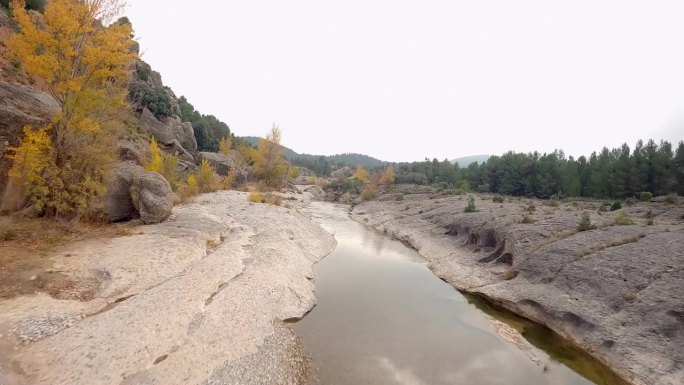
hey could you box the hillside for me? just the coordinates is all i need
[450,154,491,167]
[240,136,385,169]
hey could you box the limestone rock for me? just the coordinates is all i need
[129,169,173,224]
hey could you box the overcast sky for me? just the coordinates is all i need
[126,1,684,162]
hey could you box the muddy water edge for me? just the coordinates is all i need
[293,202,628,385]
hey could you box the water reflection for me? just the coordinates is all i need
[293,202,616,385]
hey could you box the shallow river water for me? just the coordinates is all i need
[293,202,626,385]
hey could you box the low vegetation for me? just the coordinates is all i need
[464,195,477,213]
[614,211,634,225]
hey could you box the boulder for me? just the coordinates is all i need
[139,107,175,145]
[105,162,173,224]
[339,192,353,204]
[199,151,234,176]
[165,116,196,152]
[105,162,139,222]
[129,170,173,225]
[303,185,326,201]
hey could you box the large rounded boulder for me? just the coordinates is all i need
[105,162,173,224]
[129,170,173,224]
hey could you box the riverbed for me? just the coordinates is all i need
[294,202,625,385]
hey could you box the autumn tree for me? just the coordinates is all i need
[218,136,232,156]
[6,0,136,217]
[253,124,287,188]
[352,165,370,184]
[379,165,395,185]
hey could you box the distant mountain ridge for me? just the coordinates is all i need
[450,154,491,167]
[239,136,385,168]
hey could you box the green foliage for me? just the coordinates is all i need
[128,82,172,119]
[464,195,477,213]
[395,193,404,201]
[492,195,504,203]
[578,212,592,232]
[548,198,560,207]
[388,139,682,200]
[610,200,622,211]
[639,191,653,202]
[179,96,232,152]
[614,211,633,225]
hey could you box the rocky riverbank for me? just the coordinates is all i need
[351,187,684,385]
[0,191,336,385]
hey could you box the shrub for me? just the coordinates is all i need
[610,200,622,211]
[395,193,404,201]
[197,159,219,193]
[639,192,653,202]
[264,193,283,206]
[247,192,264,203]
[598,200,611,212]
[492,195,505,203]
[520,215,535,224]
[128,82,173,119]
[180,175,200,201]
[665,194,679,204]
[361,186,378,201]
[548,198,560,207]
[525,203,536,214]
[624,197,638,206]
[615,211,633,225]
[578,212,592,231]
[646,218,655,226]
[464,195,477,213]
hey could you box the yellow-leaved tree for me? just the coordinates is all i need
[218,136,232,156]
[352,165,370,184]
[253,125,287,188]
[6,0,136,217]
[379,165,395,185]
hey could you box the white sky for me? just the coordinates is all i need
[126,1,684,162]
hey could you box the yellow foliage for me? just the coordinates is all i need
[145,138,163,172]
[379,165,395,185]
[218,137,232,156]
[7,125,54,211]
[179,174,200,201]
[253,125,287,188]
[197,159,219,193]
[287,167,299,182]
[247,192,264,203]
[144,139,179,191]
[361,185,378,201]
[5,0,136,218]
[352,165,370,184]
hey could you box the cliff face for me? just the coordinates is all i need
[351,188,684,385]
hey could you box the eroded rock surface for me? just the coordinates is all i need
[0,191,336,385]
[351,189,684,385]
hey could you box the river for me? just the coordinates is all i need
[293,202,626,385]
